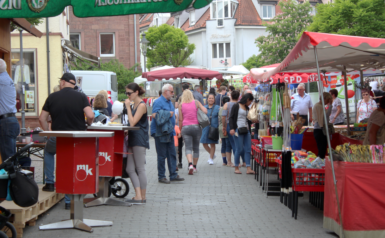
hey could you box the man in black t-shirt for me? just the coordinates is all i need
[39,73,94,209]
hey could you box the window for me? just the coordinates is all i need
[211,0,238,27]
[100,33,115,57]
[155,18,159,26]
[212,43,231,59]
[174,17,179,28]
[262,5,275,19]
[309,6,316,15]
[11,50,37,115]
[190,10,196,25]
[70,33,81,50]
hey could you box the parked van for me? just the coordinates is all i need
[71,70,118,102]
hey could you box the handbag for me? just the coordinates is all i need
[238,127,248,135]
[247,102,259,121]
[195,100,210,128]
[208,106,219,141]
[323,123,335,136]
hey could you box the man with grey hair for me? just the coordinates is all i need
[0,59,20,164]
[291,83,313,126]
[193,85,204,105]
[151,84,184,184]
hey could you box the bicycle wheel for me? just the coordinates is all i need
[111,178,129,198]
[1,222,17,238]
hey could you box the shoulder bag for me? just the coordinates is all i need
[247,102,259,122]
[208,106,219,141]
[195,100,210,128]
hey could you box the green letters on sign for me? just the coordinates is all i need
[0,0,211,18]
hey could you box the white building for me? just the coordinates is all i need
[139,0,321,71]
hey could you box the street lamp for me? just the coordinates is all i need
[140,33,150,72]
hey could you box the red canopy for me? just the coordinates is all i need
[245,63,323,84]
[142,67,223,81]
[250,32,385,81]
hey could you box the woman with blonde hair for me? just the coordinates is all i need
[93,94,109,116]
[98,90,113,115]
[179,90,207,175]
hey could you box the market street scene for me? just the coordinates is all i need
[1,0,385,238]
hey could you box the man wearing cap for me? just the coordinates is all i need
[0,59,20,163]
[39,73,94,209]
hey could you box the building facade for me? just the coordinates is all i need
[139,0,321,71]
[69,10,141,70]
[11,10,70,129]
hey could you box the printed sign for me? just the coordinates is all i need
[25,90,34,103]
[99,152,111,166]
[75,164,93,181]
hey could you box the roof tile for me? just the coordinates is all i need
[234,0,263,26]
[181,8,210,32]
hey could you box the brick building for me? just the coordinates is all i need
[69,9,141,70]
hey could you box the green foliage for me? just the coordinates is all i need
[307,0,385,38]
[255,0,313,65]
[71,59,140,95]
[242,54,265,70]
[11,18,43,32]
[145,24,196,69]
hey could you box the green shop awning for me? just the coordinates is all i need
[0,0,212,18]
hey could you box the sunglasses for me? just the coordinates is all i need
[362,94,369,96]
[125,91,134,96]
[167,90,174,94]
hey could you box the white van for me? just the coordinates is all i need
[71,70,118,102]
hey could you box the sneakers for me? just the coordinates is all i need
[178,163,183,169]
[158,178,171,184]
[65,203,70,210]
[170,175,185,181]
[188,165,194,175]
[193,167,197,173]
[208,158,214,165]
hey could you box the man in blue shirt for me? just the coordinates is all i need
[151,84,184,184]
[192,85,204,105]
[0,59,20,163]
[215,86,227,106]
[290,83,313,126]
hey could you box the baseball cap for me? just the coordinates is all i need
[59,73,76,85]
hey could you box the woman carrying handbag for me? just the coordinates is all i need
[200,94,220,165]
[229,93,255,175]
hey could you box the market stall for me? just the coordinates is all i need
[250,32,385,236]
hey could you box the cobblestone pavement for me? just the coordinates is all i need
[23,138,337,238]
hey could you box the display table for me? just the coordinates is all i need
[38,131,114,233]
[85,125,139,207]
[324,159,385,238]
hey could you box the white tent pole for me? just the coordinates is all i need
[314,46,345,238]
[343,67,351,136]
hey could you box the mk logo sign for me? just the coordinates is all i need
[75,165,93,181]
[99,152,111,166]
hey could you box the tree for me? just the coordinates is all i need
[11,18,43,32]
[307,0,385,38]
[71,59,140,101]
[145,24,195,69]
[242,54,265,70]
[255,0,313,65]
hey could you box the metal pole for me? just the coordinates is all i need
[343,67,350,135]
[134,14,137,72]
[46,18,51,94]
[314,46,344,238]
[143,53,146,73]
[19,30,26,134]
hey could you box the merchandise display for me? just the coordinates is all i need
[333,143,385,163]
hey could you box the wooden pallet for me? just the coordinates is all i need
[1,185,64,238]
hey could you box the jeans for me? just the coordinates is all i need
[227,124,244,162]
[221,137,232,153]
[0,117,20,161]
[314,129,327,159]
[43,139,71,204]
[234,129,252,167]
[155,135,178,180]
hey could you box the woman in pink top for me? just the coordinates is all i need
[179,90,207,175]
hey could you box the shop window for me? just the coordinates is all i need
[100,33,115,57]
[11,50,37,116]
[262,5,275,19]
[70,33,81,50]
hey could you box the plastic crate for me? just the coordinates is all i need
[251,139,260,146]
[292,168,325,192]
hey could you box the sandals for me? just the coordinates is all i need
[126,197,143,204]
[234,170,242,174]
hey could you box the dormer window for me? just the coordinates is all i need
[211,0,238,27]
[174,17,180,28]
[262,5,275,19]
[190,10,196,25]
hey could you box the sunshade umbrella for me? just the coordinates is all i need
[142,67,223,81]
